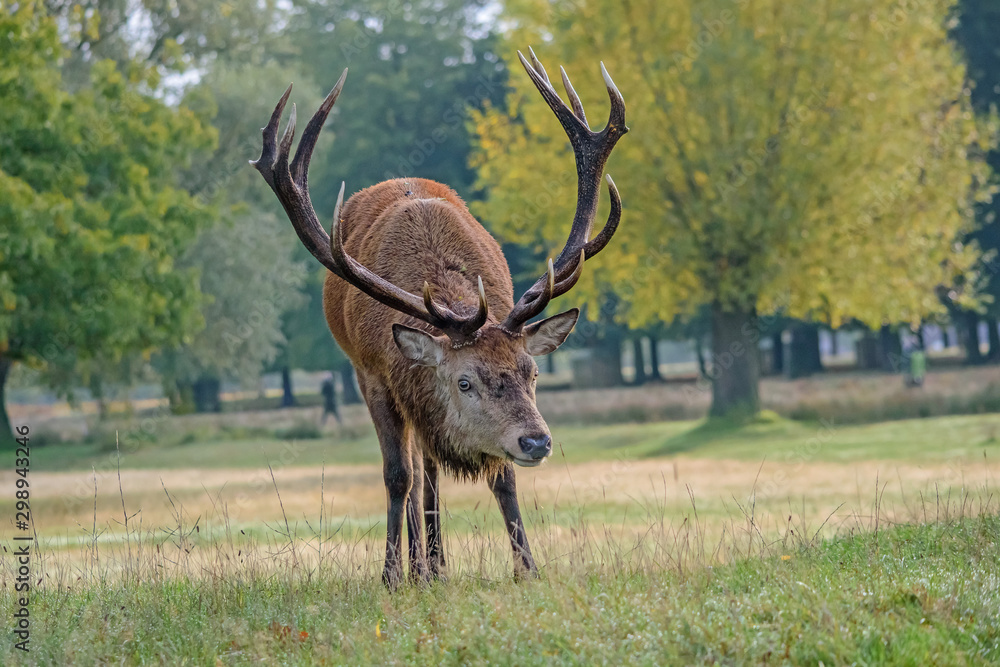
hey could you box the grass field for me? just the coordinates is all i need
[2,411,999,664]
[4,513,999,664]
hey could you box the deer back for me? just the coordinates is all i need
[322,178,514,371]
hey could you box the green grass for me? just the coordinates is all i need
[29,411,1000,473]
[5,513,998,665]
[10,411,1000,664]
[28,426,382,472]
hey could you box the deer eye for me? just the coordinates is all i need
[458,378,472,392]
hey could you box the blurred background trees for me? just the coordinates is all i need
[282,0,507,213]
[952,0,1000,364]
[472,0,995,418]
[0,3,215,446]
[2,0,999,446]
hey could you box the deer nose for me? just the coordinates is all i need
[518,433,552,460]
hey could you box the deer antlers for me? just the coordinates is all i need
[251,70,488,342]
[501,48,628,333]
[251,47,626,342]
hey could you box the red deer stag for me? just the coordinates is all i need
[252,48,627,587]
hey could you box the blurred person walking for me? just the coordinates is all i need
[320,374,341,424]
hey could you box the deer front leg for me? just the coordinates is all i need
[489,462,537,579]
[423,456,446,578]
[406,449,430,583]
[368,392,411,590]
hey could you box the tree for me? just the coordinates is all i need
[45,0,289,85]
[953,0,1000,363]
[786,321,823,378]
[155,213,306,411]
[153,61,312,412]
[283,0,507,215]
[0,3,215,447]
[472,0,994,418]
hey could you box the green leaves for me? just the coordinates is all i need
[284,0,508,214]
[0,4,214,387]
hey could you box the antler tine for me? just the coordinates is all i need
[527,46,551,86]
[250,83,293,187]
[329,181,348,270]
[601,62,627,129]
[275,102,297,175]
[553,248,586,296]
[332,181,345,226]
[583,174,622,259]
[291,68,348,184]
[461,276,490,334]
[423,281,448,321]
[560,66,589,128]
[509,259,556,328]
[422,275,489,335]
[518,246,588,310]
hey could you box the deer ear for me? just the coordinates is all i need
[524,308,579,356]
[393,324,444,366]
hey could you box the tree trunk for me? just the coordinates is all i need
[192,376,222,413]
[856,330,880,370]
[339,363,362,404]
[169,381,196,414]
[829,329,839,357]
[545,354,556,374]
[787,322,823,379]
[878,326,903,372]
[985,318,1000,362]
[709,303,760,420]
[941,326,951,349]
[770,331,784,375]
[571,334,624,388]
[648,337,663,381]
[631,338,647,385]
[598,332,625,386]
[0,356,15,450]
[89,375,110,421]
[962,311,984,365]
[915,325,926,351]
[281,366,296,407]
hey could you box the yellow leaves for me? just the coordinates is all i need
[67,4,101,43]
[119,234,151,253]
[471,0,994,327]
[161,38,186,66]
[127,163,150,185]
